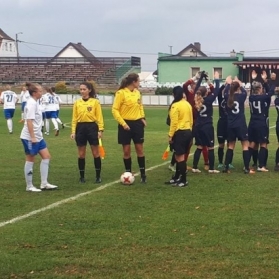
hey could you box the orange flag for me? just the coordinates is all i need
[162,145,170,160]
[99,138,105,159]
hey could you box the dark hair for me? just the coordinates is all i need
[195,86,207,110]
[51,86,55,92]
[80,82,96,98]
[227,81,240,108]
[26,82,40,96]
[118,73,139,90]
[45,87,53,94]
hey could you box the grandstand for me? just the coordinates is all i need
[0,42,141,85]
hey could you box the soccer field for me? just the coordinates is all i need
[0,106,279,279]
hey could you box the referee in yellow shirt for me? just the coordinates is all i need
[166,86,193,187]
[112,73,147,183]
[71,82,104,183]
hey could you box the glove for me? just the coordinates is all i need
[202,71,209,81]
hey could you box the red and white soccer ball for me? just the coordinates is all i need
[120,172,135,185]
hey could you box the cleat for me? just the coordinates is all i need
[55,129,59,136]
[62,124,65,129]
[168,164,176,172]
[244,169,255,174]
[187,165,192,171]
[257,167,269,172]
[79,178,86,183]
[26,186,42,192]
[40,183,58,190]
[192,168,201,173]
[140,175,147,184]
[222,168,230,173]
[95,177,102,183]
[208,169,220,174]
[173,181,188,187]
[204,164,209,171]
[228,164,235,169]
[45,132,49,136]
[217,163,224,169]
[274,165,279,171]
[9,131,13,134]
[164,178,179,185]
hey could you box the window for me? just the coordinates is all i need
[191,67,200,77]
[213,67,223,79]
[5,43,8,51]
[9,43,12,51]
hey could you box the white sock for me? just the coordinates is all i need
[24,161,34,188]
[21,112,24,120]
[45,119,50,133]
[56,118,62,125]
[51,118,59,130]
[40,159,50,185]
[7,119,13,132]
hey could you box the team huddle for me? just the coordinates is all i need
[166,70,279,187]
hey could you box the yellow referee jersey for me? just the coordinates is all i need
[169,99,193,137]
[71,98,104,134]
[112,88,145,126]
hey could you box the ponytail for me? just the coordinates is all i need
[227,81,240,108]
[118,73,139,90]
[194,86,207,111]
[26,82,39,96]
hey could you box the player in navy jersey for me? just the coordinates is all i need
[192,71,220,173]
[216,83,234,169]
[274,92,279,171]
[223,76,254,174]
[248,77,274,172]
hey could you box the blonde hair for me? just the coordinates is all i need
[194,86,207,111]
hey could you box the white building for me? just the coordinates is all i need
[0,29,17,57]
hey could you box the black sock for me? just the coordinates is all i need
[252,149,258,166]
[94,157,101,178]
[276,148,279,164]
[123,158,132,172]
[177,160,187,183]
[218,147,224,164]
[243,150,251,170]
[137,156,145,176]
[224,149,233,170]
[174,162,180,180]
[258,147,266,168]
[264,148,268,167]
[170,152,176,166]
[208,149,215,170]
[193,148,202,169]
[78,158,85,178]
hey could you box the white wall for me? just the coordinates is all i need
[57,46,83,57]
[0,39,17,57]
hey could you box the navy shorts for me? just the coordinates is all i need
[21,139,47,156]
[227,125,248,142]
[4,109,15,119]
[195,124,214,147]
[172,129,192,156]
[45,111,57,119]
[217,118,228,144]
[118,119,144,145]
[75,122,99,146]
[21,102,27,111]
[248,122,268,144]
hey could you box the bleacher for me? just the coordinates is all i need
[0,57,138,85]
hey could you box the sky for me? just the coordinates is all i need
[2,0,279,71]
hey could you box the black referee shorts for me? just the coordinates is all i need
[118,119,144,145]
[172,129,192,156]
[75,122,99,146]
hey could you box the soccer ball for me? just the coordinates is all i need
[120,172,135,185]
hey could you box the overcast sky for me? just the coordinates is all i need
[2,0,279,71]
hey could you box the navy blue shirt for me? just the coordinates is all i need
[195,80,220,126]
[217,84,227,119]
[224,85,247,128]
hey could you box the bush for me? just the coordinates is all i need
[155,86,173,95]
[55,81,67,93]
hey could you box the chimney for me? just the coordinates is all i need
[230,49,236,57]
[194,42,201,51]
[77,42,82,45]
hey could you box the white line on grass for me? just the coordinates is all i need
[0,125,275,229]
